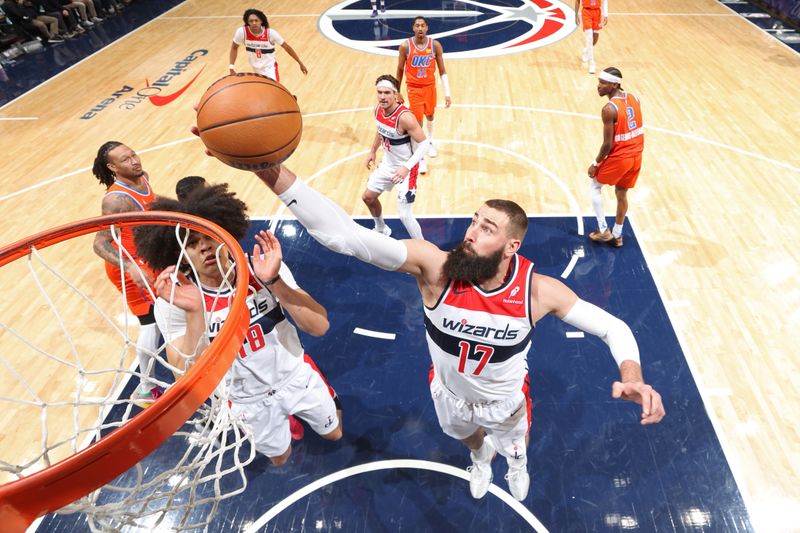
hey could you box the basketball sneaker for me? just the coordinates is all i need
[371,9,378,17]
[589,228,613,242]
[132,385,164,408]
[419,157,428,174]
[504,460,530,501]
[589,61,596,74]
[466,438,496,499]
[427,143,438,158]
[610,236,623,248]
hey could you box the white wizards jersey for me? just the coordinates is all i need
[155,257,304,401]
[375,103,414,168]
[424,254,535,403]
[233,26,284,72]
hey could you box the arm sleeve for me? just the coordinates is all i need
[561,298,640,366]
[277,178,408,271]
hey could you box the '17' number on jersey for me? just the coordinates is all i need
[457,341,495,376]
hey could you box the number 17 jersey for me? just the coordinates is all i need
[423,254,535,403]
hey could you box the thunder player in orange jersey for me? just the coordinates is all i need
[396,16,451,174]
[92,142,163,405]
[588,67,644,248]
[575,0,608,74]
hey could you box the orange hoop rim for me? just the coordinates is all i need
[0,211,250,531]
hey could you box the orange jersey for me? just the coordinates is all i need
[607,92,644,158]
[581,0,601,10]
[102,176,156,257]
[404,37,437,88]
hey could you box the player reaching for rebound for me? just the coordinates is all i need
[134,183,343,465]
[363,75,429,240]
[396,16,451,174]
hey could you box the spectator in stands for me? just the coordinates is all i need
[2,0,63,44]
[34,0,78,38]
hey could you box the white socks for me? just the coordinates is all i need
[373,216,386,231]
[398,200,423,240]
[137,323,159,391]
[471,437,494,463]
[584,30,594,63]
[590,179,607,232]
[612,223,624,239]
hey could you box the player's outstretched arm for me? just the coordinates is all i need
[533,273,666,425]
[253,165,446,283]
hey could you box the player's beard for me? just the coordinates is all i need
[443,241,503,284]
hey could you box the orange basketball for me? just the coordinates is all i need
[195,73,302,171]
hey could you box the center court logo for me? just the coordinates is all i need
[80,50,207,120]
[319,0,576,59]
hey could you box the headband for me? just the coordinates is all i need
[598,71,622,84]
[376,79,398,92]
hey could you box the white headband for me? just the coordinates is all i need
[598,71,622,84]
[376,79,398,92]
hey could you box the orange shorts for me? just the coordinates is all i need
[582,7,602,32]
[406,84,437,122]
[594,154,642,189]
[104,260,156,317]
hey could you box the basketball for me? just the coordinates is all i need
[195,73,302,171]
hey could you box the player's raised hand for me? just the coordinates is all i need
[611,381,666,425]
[154,266,203,313]
[252,230,282,282]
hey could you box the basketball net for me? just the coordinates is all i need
[0,213,255,532]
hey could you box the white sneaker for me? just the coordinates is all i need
[374,225,392,237]
[467,438,495,499]
[581,47,588,63]
[419,157,428,174]
[588,61,596,74]
[427,143,438,158]
[504,462,530,501]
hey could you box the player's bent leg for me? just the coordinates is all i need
[480,392,531,500]
[362,188,383,216]
[291,357,343,441]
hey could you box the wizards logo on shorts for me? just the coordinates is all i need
[319,0,576,58]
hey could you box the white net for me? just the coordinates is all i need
[0,216,255,532]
